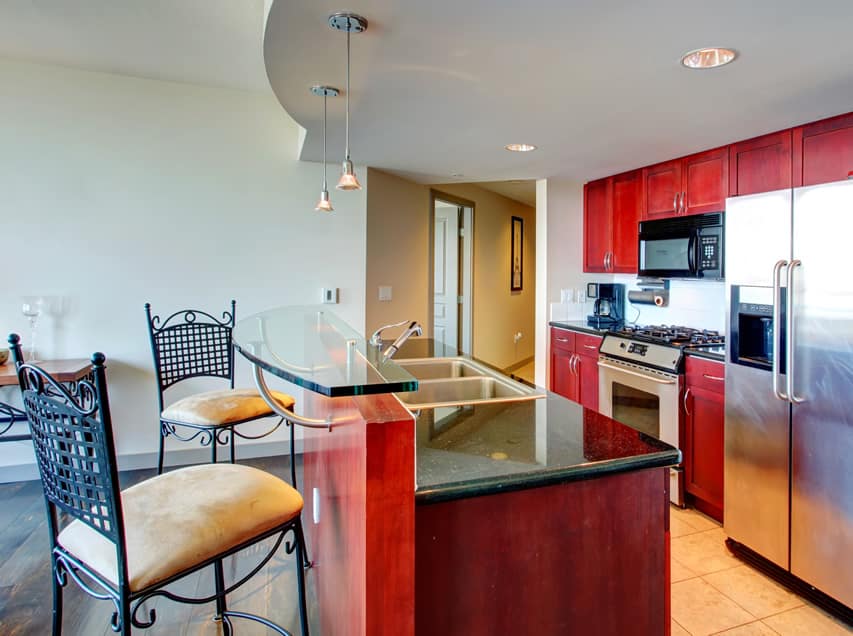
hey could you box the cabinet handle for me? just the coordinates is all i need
[673,193,678,212]
[570,354,578,375]
[683,387,691,416]
[679,191,686,215]
[583,344,598,350]
[608,251,615,270]
[702,373,725,382]
[555,337,569,343]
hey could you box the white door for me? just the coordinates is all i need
[434,206,459,349]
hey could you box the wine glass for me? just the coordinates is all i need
[21,296,44,361]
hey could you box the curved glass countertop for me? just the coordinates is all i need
[232,306,418,397]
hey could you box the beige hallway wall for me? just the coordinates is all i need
[365,170,536,371]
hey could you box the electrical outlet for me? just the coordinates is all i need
[321,288,339,304]
[378,286,392,302]
[513,331,523,344]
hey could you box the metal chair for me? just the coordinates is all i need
[7,333,309,636]
[145,301,295,476]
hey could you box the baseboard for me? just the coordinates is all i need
[503,355,534,374]
[0,438,305,484]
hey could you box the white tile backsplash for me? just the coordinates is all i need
[613,275,726,333]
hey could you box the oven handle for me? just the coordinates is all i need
[683,387,691,416]
[597,360,677,385]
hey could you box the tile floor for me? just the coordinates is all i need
[670,505,852,635]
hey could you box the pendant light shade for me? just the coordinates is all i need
[329,12,367,191]
[312,85,339,213]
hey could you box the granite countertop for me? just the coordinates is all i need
[548,320,612,336]
[684,346,725,362]
[393,340,681,505]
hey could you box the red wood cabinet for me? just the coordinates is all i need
[794,111,853,187]
[583,178,612,273]
[550,328,602,411]
[729,130,793,196]
[583,171,640,273]
[643,149,728,220]
[642,160,681,220]
[683,356,725,522]
[610,171,642,272]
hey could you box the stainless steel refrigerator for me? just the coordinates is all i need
[725,179,853,609]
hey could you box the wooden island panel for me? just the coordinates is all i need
[301,391,415,636]
[415,468,670,636]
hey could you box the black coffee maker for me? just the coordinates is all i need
[586,283,625,329]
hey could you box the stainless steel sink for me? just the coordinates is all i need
[393,357,484,380]
[394,357,544,408]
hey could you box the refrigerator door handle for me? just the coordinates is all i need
[786,259,804,404]
[772,259,789,401]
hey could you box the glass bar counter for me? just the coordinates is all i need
[232,306,418,397]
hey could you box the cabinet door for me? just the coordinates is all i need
[643,160,681,220]
[576,352,600,412]
[550,348,576,400]
[794,111,853,187]
[729,130,793,196]
[610,170,641,273]
[583,178,612,273]
[683,147,728,215]
[684,384,724,520]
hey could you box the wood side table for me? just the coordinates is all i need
[0,359,92,441]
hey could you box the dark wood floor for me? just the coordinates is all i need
[0,455,316,635]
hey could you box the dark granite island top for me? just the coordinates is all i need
[391,338,680,504]
[414,395,680,503]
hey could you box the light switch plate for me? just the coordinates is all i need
[378,286,392,301]
[321,287,339,304]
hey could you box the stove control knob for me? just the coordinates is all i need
[619,342,626,349]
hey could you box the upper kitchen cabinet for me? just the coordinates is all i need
[642,160,681,220]
[583,178,612,273]
[583,171,641,273]
[643,148,728,219]
[729,130,793,196]
[794,111,853,187]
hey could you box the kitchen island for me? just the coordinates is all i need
[233,311,679,636]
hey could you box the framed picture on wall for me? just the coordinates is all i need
[511,216,523,291]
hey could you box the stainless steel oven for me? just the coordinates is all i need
[598,356,683,505]
[594,325,724,506]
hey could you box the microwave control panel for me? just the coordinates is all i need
[699,235,720,270]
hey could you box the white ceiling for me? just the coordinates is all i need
[265,0,853,184]
[1,1,851,188]
[0,1,269,92]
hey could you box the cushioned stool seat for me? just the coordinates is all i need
[58,463,304,592]
[161,388,295,427]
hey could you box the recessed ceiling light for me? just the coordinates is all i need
[505,143,537,152]
[681,47,738,69]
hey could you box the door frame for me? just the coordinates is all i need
[430,189,475,354]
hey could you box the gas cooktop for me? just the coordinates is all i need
[613,324,724,348]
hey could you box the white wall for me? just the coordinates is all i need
[0,59,367,480]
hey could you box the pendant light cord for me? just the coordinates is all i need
[323,94,328,190]
[345,28,351,162]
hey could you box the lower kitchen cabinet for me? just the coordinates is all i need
[683,355,725,522]
[550,327,602,412]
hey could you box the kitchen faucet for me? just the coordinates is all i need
[369,320,423,361]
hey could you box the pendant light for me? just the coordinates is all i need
[329,12,367,191]
[312,85,339,212]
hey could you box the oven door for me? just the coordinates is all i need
[598,357,683,505]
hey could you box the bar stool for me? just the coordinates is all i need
[145,301,295,476]
[7,333,309,636]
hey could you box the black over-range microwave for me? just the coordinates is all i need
[638,212,724,279]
